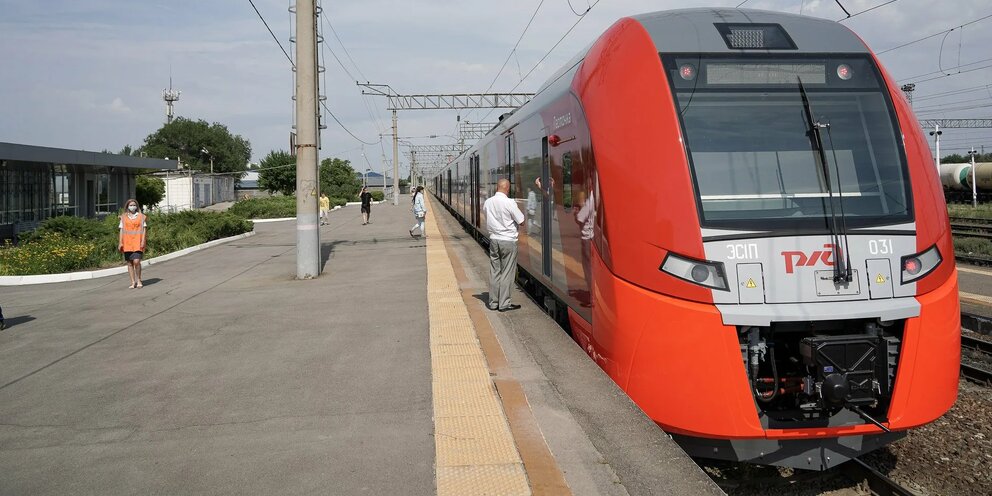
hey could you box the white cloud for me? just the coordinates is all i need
[107,97,131,113]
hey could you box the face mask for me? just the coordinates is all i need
[128,205,137,212]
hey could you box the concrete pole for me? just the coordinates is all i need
[392,110,399,205]
[411,150,417,188]
[295,0,320,278]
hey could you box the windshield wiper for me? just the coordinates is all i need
[798,78,853,284]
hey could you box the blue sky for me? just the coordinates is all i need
[1,0,990,176]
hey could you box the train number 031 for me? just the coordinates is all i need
[868,239,893,255]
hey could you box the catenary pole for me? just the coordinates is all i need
[392,110,399,205]
[295,0,320,278]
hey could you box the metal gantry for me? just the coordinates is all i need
[358,83,533,111]
[459,121,497,142]
[358,82,533,189]
[919,119,992,129]
[404,144,464,187]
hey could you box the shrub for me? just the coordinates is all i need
[0,211,253,276]
[228,196,297,219]
[0,233,102,276]
[145,210,253,257]
[21,215,116,242]
[371,191,385,202]
[330,197,347,208]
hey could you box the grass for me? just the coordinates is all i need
[947,203,992,220]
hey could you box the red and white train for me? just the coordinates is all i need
[431,8,960,470]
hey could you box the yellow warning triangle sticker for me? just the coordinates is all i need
[746,278,757,289]
[876,274,886,284]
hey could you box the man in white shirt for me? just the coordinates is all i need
[483,178,525,312]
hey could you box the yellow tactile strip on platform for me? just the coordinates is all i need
[425,203,532,496]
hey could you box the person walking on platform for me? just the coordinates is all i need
[360,186,373,225]
[409,186,427,238]
[484,178,525,312]
[319,193,330,226]
[118,199,147,289]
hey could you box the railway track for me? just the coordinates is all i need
[956,253,992,266]
[950,218,992,241]
[840,458,917,496]
[949,219,992,265]
[961,311,992,385]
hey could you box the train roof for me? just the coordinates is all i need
[535,9,867,97]
[631,8,869,54]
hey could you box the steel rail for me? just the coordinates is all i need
[840,458,917,496]
[961,311,992,334]
[956,253,992,266]
[951,228,992,240]
[949,216,992,225]
[961,313,992,385]
[961,363,992,384]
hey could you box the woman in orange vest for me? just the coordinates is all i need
[118,199,147,289]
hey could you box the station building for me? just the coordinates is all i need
[0,141,177,241]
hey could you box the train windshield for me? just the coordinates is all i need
[664,55,913,231]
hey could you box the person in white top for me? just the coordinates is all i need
[483,178,525,311]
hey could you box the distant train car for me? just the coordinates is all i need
[432,8,959,470]
[940,162,992,190]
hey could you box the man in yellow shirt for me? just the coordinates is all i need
[319,193,330,226]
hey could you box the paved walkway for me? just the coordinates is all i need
[0,202,721,495]
[0,204,433,495]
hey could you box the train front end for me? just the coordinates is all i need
[576,9,959,470]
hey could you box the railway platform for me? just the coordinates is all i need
[0,201,720,495]
[956,264,992,318]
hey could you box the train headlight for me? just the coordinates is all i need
[836,64,853,81]
[679,63,697,81]
[900,245,941,284]
[660,252,729,291]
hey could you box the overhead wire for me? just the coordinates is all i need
[876,14,992,54]
[463,0,547,124]
[904,61,992,85]
[913,84,992,102]
[248,0,295,67]
[898,56,992,82]
[838,0,898,22]
[318,12,388,138]
[478,0,602,123]
[507,0,600,93]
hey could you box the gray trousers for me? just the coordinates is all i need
[488,238,518,310]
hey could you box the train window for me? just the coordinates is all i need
[665,54,912,231]
[505,135,515,197]
[562,152,573,209]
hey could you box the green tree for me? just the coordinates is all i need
[257,150,297,195]
[140,117,251,174]
[256,153,359,199]
[136,175,165,208]
[320,157,361,200]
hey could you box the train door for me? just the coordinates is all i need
[446,169,452,204]
[471,154,481,227]
[541,137,552,277]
